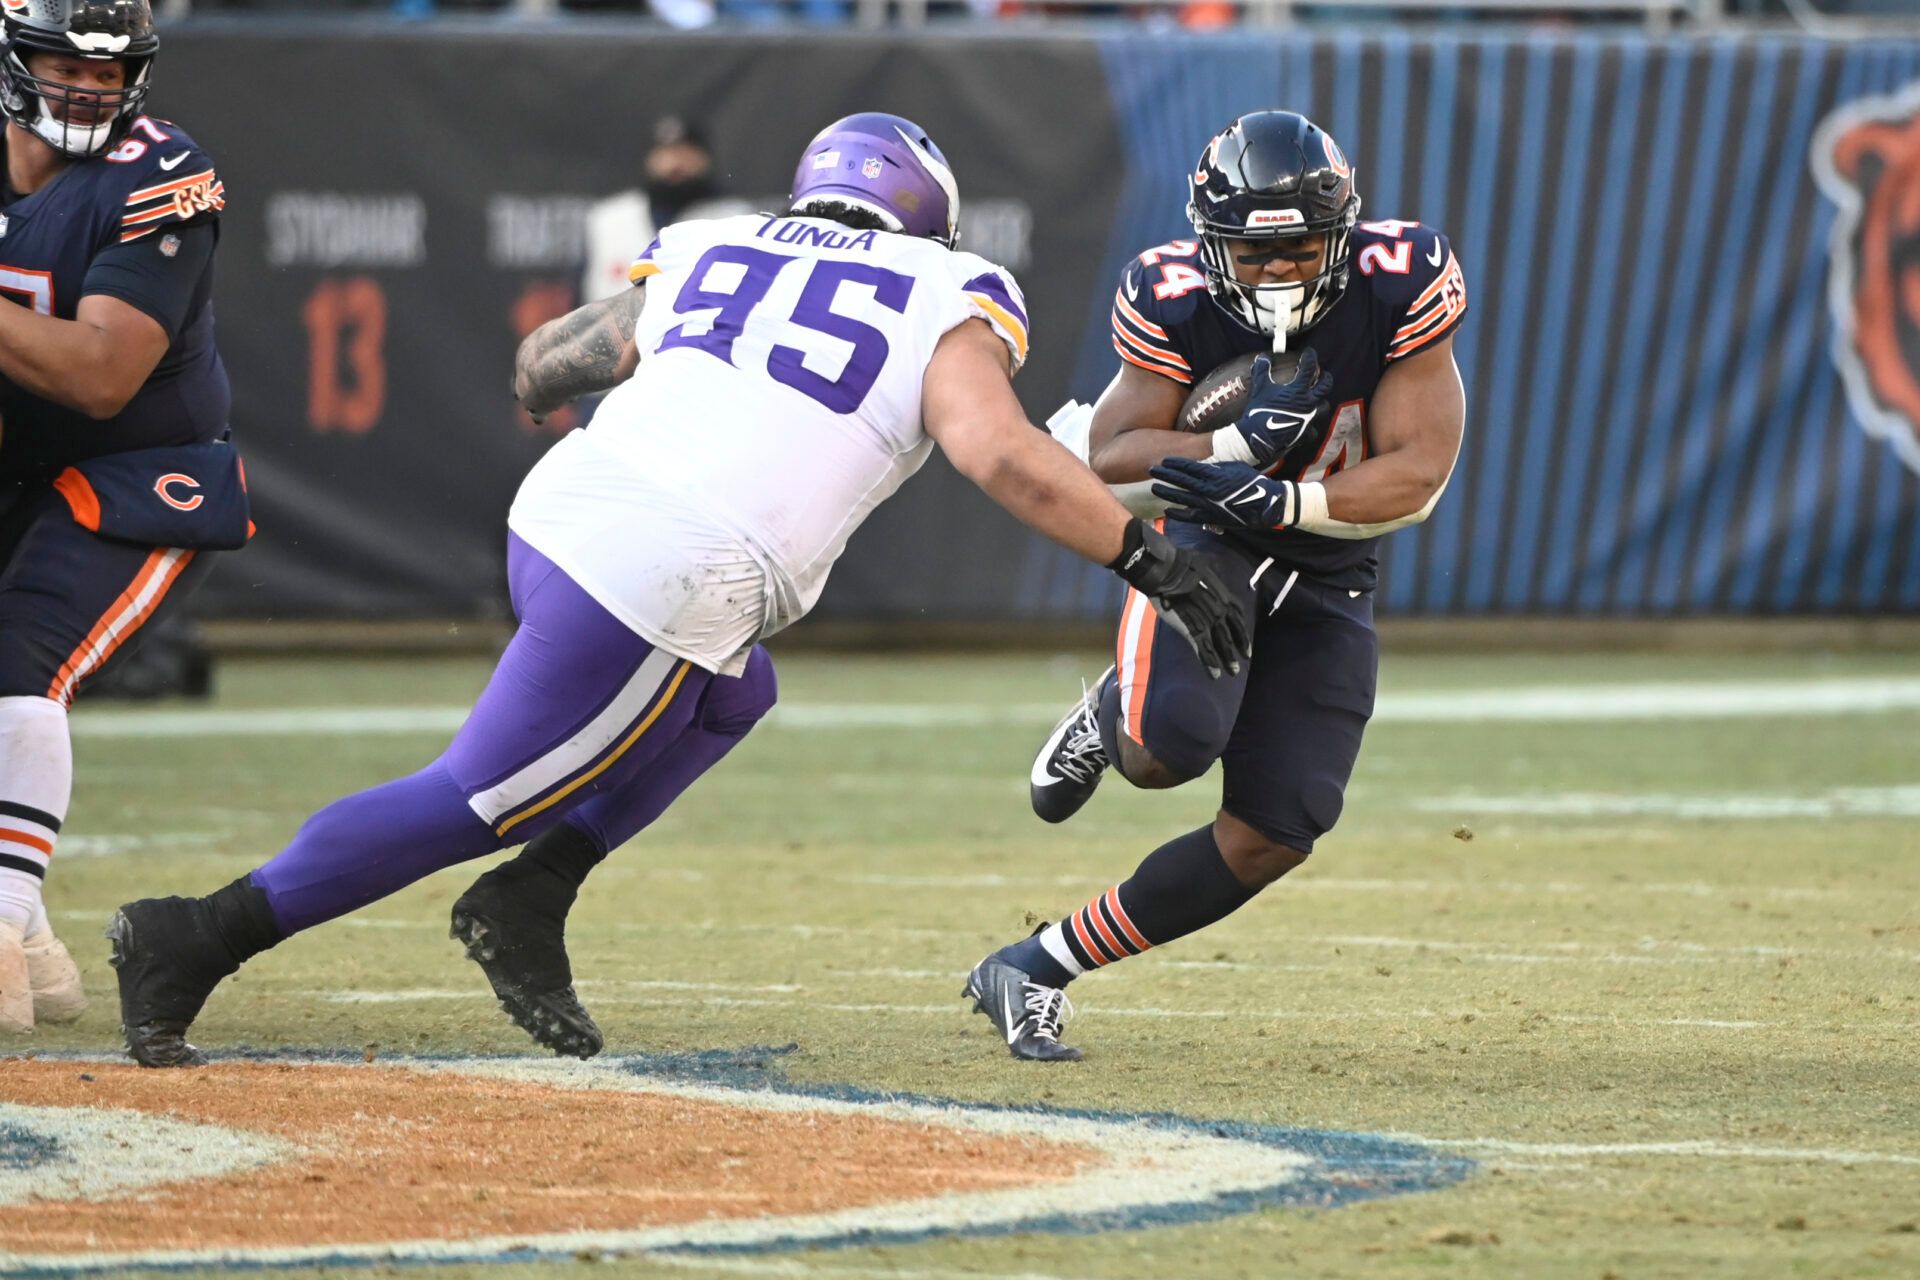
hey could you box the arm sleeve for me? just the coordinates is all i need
[957,266,1030,372]
[1110,258,1194,384]
[80,220,217,340]
[1385,229,1468,363]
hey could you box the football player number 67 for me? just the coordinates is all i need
[659,246,914,415]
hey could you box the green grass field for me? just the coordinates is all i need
[16,648,1920,1280]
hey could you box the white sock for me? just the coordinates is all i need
[0,696,72,934]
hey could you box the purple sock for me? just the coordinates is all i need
[251,760,499,934]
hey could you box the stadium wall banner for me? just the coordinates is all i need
[157,29,1920,621]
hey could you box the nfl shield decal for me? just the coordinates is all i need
[1813,79,1920,476]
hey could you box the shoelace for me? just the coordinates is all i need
[1052,686,1108,785]
[1020,981,1075,1043]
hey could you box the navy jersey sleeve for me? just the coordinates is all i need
[108,120,224,247]
[1110,253,1203,384]
[1362,222,1468,363]
[81,220,216,339]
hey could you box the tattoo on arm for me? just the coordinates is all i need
[513,285,646,417]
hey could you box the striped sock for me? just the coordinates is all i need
[1046,825,1257,981]
[0,696,72,933]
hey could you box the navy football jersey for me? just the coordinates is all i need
[0,115,230,484]
[1110,220,1468,590]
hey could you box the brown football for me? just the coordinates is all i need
[1173,350,1299,434]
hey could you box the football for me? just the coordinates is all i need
[1173,349,1299,434]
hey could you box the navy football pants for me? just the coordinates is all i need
[1112,520,1377,852]
[0,481,212,706]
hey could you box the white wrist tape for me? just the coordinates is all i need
[1291,477,1449,539]
[1208,426,1257,465]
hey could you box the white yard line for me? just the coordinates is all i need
[289,989,1919,1032]
[64,676,1920,739]
[1420,785,1920,820]
[1411,1137,1920,1168]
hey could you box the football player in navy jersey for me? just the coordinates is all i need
[0,0,241,1034]
[967,110,1469,1060]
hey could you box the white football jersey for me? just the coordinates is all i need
[508,213,1029,676]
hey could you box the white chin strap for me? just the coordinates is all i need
[30,101,115,156]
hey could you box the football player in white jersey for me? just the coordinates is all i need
[107,113,1252,1067]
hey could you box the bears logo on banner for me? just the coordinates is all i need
[1813,80,1920,476]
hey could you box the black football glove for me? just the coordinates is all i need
[1229,347,1334,467]
[1107,520,1252,679]
[1150,457,1304,531]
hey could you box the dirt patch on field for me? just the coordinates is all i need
[1,1060,1093,1254]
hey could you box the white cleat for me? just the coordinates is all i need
[25,925,87,1024]
[0,921,33,1034]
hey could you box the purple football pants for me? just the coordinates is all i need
[250,533,777,934]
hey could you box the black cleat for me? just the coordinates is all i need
[450,872,603,1060]
[1029,668,1112,824]
[106,897,238,1069]
[963,955,1082,1062]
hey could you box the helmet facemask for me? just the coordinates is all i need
[1190,208,1357,343]
[0,46,151,156]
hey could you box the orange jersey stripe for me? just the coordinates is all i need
[126,168,217,205]
[122,182,226,228]
[1113,288,1169,339]
[1112,338,1193,384]
[1112,322,1191,371]
[1388,320,1459,362]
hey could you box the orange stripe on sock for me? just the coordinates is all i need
[1104,888,1150,952]
[1083,896,1128,960]
[0,827,53,856]
[1069,912,1110,967]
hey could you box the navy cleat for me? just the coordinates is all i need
[1029,667,1112,824]
[451,870,603,1060]
[106,897,237,1069]
[963,954,1082,1062]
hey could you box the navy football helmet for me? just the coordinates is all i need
[1187,111,1360,340]
[0,0,157,158]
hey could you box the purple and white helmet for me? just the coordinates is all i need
[788,112,960,248]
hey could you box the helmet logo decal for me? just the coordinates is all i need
[1812,81,1920,476]
[861,156,883,179]
[66,31,132,53]
[1194,133,1223,186]
[811,149,839,170]
[1325,138,1351,180]
[1,0,28,15]
[1246,209,1306,229]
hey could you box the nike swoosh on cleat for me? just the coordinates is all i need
[1001,989,1021,1044]
[159,152,189,171]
